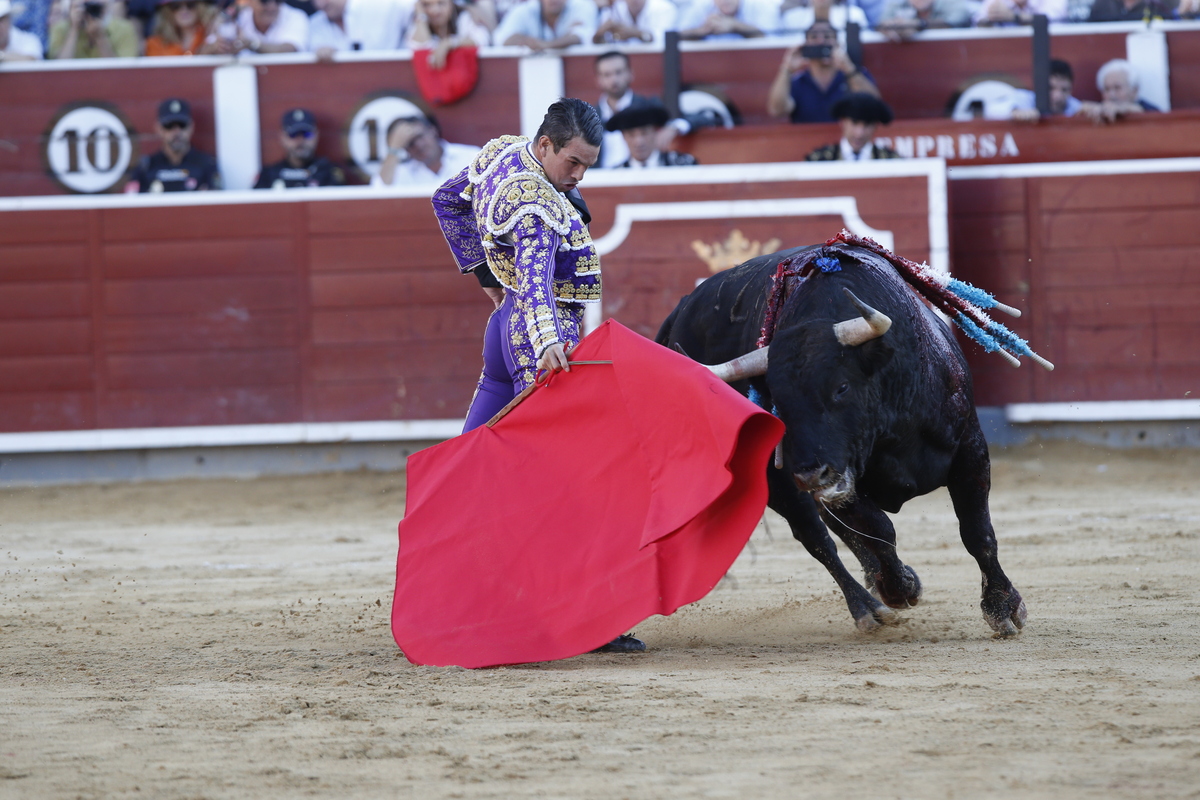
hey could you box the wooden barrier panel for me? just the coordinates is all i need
[677,112,1200,167]
[254,59,521,176]
[0,163,941,433]
[0,63,219,197]
[950,160,1200,408]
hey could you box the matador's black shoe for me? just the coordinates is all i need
[591,634,646,654]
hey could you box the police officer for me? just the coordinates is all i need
[125,98,222,193]
[254,108,345,189]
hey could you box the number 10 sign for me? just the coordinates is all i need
[345,94,427,180]
[43,103,135,194]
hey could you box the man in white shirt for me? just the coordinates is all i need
[309,0,409,59]
[373,115,480,186]
[677,0,776,40]
[212,0,310,54]
[0,0,42,61]
[593,50,708,169]
[494,0,596,50]
[593,0,677,44]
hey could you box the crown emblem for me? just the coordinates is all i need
[294,110,303,120]
[692,229,782,274]
[170,101,181,112]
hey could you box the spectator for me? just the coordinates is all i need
[1078,58,1161,122]
[767,20,880,123]
[1180,0,1200,18]
[592,50,700,168]
[11,0,52,52]
[604,98,698,169]
[1010,58,1081,121]
[405,0,489,68]
[974,0,1067,25]
[1087,0,1173,20]
[373,115,479,186]
[255,109,345,188]
[677,0,775,40]
[49,0,139,58]
[1,0,44,60]
[493,0,596,50]
[779,0,868,34]
[595,50,645,167]
[592,0,677,44]
[145,0,219,55]
[125,98,221,192]
[876,0,971,41]
[310,0,408,60]
[210,0,307,53]
[805,92,901,161]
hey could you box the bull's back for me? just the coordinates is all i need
[655,245,818,363]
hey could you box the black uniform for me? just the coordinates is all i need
[254,158,345,189]
[805,143,901,162]
[616,151,699,168]
[127,149,222,192]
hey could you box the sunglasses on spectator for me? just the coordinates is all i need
[162,121,190,130]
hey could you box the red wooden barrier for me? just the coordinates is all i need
[0,165,939,432]
[676,112,1200,167]
[952,162,1200,407]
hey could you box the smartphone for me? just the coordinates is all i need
[84,1,105,17]
[800,44,833,60]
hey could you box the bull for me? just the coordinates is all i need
[656,235,1034,636]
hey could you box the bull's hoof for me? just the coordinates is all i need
[854,604,899,633]
[982,590,1027,637]
[874,566,923,610]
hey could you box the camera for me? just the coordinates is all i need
[84,1,104,17]
[800,44,833,60]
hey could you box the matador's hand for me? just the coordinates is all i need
[483,286,504,309]
[537,342,571,374]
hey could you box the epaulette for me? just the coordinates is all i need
[468,135,528,187]
[484,172,572,238]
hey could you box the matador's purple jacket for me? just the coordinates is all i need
[432,135,602,361]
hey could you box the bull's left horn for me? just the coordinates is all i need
[705,346,769,382]
[833,288,892,346]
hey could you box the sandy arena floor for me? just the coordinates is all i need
[2,441,1199,799]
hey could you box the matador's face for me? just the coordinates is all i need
[535,135,600,194]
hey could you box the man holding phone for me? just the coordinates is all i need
[766,20,881,123]
[49,0,138,58]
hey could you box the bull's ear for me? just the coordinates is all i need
[857,337,895,378]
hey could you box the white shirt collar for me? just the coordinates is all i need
[839,138,874,161]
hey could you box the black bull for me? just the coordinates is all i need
[655,243,1027,636]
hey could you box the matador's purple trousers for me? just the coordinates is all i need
[462,293,524,432]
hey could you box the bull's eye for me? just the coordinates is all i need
[834,382,850,400]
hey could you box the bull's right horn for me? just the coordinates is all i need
[833,288,892,346]
[705,346,769,382]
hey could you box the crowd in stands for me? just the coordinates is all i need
[6,0,1200,63]
[2,0,1180,189]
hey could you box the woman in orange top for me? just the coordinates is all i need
[145,0,219,56]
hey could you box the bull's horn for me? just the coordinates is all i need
[705,346,769,382]
[833,288,892,346]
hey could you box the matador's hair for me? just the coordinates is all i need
[536,98,604,152]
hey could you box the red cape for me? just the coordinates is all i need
[391,320,784,668]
